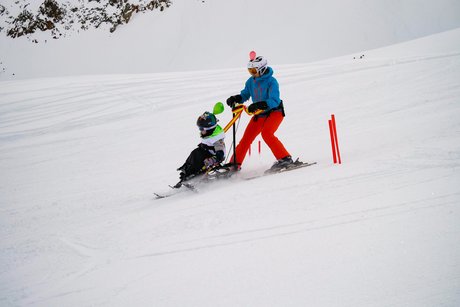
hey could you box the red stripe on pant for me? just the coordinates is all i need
[231,111,290,165]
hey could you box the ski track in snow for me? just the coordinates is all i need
[1,31,460,306]
[134,192,459,259]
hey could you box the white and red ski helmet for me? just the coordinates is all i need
[247,56,268,75]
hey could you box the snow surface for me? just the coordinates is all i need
[1,27,460,306]
[1,0,460,80]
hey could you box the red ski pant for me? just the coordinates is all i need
[232,111,290,165]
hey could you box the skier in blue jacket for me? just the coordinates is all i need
[226,55,292,170]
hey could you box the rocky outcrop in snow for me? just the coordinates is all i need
[0,0,172,41]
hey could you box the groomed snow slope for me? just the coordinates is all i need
[1,29,460,306]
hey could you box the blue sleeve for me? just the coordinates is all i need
[240,79,251,103]
[265,78,281,109]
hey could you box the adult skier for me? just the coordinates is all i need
[177,111,226,183]
[226,55,293,171]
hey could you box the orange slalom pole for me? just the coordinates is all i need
[331,114,341,164]
[328,119,337,164]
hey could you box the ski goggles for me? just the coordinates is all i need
[248,67,258,75]
[198,124,217,131]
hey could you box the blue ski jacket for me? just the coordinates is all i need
[240,67,282,111]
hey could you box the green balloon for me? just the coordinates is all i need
[213,102,225,115]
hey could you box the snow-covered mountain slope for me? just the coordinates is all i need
[1,0,460,80]
[1,28,459,306]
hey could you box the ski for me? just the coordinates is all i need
[154,192,171,199]
[154,181,197,200]
[154,188,185,200]
[245,159,317,181]
[154,165,239,200]
[265,160,317,174]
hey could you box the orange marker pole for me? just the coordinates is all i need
[328,119,337,164]
[331,114,341,164]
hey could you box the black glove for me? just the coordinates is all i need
[248,101,268,113]
[226,94,242,107]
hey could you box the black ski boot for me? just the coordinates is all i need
[269,155,294,171]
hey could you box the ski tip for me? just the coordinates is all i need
[154,193,166,199]
[293,158,317,165]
